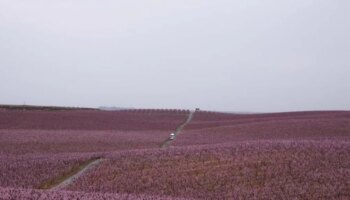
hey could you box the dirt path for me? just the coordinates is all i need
[161,110,195,148]
[43,158,104,191]
[40,111,194,190]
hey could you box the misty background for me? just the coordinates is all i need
[0,0,349,112]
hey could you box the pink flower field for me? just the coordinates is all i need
[0,109,188,131]
[0,153,101,189]
[174,111,350,146]
[0,130,173,155]
[69,140,350,199]
[1,108,350,199]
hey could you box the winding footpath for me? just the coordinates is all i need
[161,110,195,148]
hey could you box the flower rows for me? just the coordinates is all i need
[175,111,350,146]
[68,140,350,199]
[0,130,172,155]
[0,187,190,200]
[0,109,188,131]
[0,153,101,189]
[186,110,350,130]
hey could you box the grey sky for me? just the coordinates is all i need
[0,0,349,112]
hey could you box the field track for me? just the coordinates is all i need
[47,158,104,190]
[161,111,195,148]
[48,111,194,190]
[42,111,193,190]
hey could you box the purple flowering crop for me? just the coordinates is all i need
[1,109,350,199]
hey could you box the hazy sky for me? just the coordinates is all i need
[1,0,349,112]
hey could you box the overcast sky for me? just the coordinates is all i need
[0,0,349,112]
